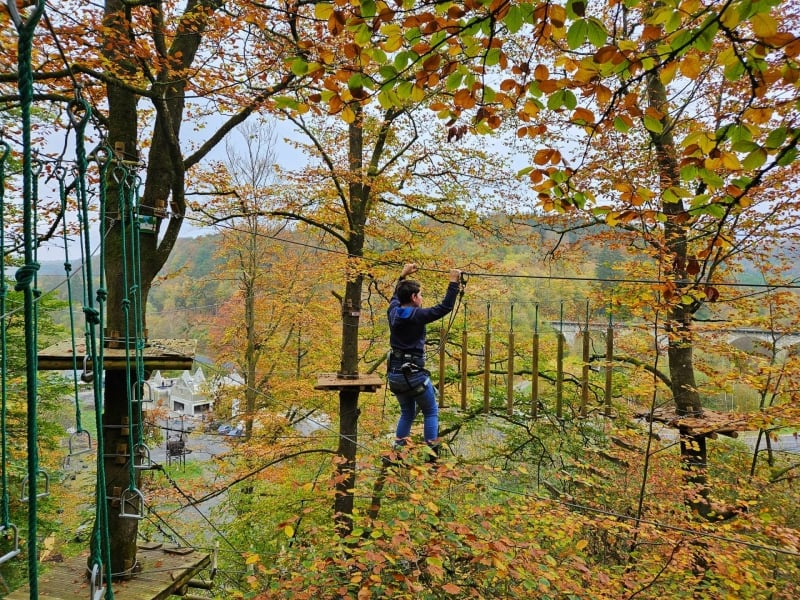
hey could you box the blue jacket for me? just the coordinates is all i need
[388,281,460,357]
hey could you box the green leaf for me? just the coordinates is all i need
[613,116,631,133]
[361,0,376,18]
[291,58,308,76]
[742,147,767,170]
[547,90,565,110]
[776,147,797,167]
[643,115,663,134]
[765,127,788,150]
[666,10,682,33]
[354,23,372,46]
[698,168,724,188]
[695,18,719,52]
[567,19,588,50]
[586,18,607,47]
[731,140,759,153]
[724,60,746,81]
[394,51,410,70]
[446,71,463,91]
[563,90,577,110]
[485,47,502,67]
[505,5,524,33]
[379,65,398,82]
[396,81,414,100]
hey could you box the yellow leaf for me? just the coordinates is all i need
[314,3,333,20]
[720,152,741,170]
[245,553,261,565]
[284,524,295,537]
[341,106,356,123]
[659,61,678,84]
[576,539,589,550]
[680,54,701,79]
[751,13,778,38]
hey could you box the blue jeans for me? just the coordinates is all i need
[388,370,438,444]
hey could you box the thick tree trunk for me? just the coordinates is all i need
[333,275,364,535]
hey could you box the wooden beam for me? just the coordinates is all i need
[37,339,197,371]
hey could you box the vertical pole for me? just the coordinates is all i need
[532,303,539,420]
[461,304,468,410]
[605,304,614,417]
[507,305,515,416]
[580,300,590,417]
[483,304,491,413]
[438,326,446,408]
[556,301,564,419]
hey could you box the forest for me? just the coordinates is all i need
[1,0,800,599]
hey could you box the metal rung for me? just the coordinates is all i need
[133,443,154,470]
[68,429,93,455]
[0,524,20,565]
[133,380,154,404]
[80,354,94,383]
[120,487,145,520]
[89,562,105,600]
[20,470,50,502]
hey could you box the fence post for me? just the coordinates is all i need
[461,304,468,410]
[483,304,491,413]
[507,305,515,416]
[556,302,564,419]
[439,326,446,408]
[580,301,590,417]
[605,308,614,417]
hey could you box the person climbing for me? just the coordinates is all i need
[386,263,462,462]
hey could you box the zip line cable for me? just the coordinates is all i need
[183,213,800,290]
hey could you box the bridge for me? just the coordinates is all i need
[549,321,800,355]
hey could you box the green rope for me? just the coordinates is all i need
[70,98,114,599]
[57,170,85,435]
[114,164,141,493]
[12,2,46,596]
[0,140,12,531]
[129,177,148,448]
[92,148,114,599]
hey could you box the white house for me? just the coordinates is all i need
[148,367,213,416]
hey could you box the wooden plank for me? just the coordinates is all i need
[314,372,383,392]
[38,339,197,371]
[5,545,210,600]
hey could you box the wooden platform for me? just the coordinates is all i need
[315,372,383,392]
[5,543,211,600]
[637,407,749,438]
[37,339,197,371]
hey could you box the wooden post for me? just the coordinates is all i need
[580,301,590,417]
[507,305,514,415]
[483,304,491,414]
[439,326,446,408]
[461,304,468,410]
[605,313,614,417]
[556,302,564,419]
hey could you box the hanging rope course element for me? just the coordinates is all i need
[8,1,46,596]
[70,93,114,598]
[0,139,22,570]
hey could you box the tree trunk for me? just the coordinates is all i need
[333,274,364,535]
[333,115,368,535]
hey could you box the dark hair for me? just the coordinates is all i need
[396,279,420,304]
